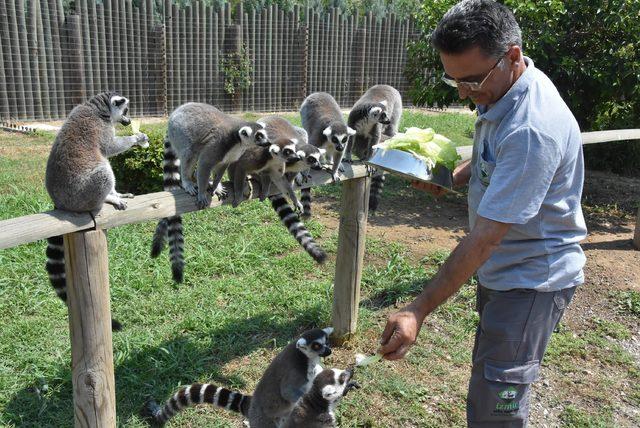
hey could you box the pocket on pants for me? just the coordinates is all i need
[474,359,540,422]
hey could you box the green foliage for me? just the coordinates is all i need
[220,44,253,97]
[406,0,640,174]
[111,125,166,194]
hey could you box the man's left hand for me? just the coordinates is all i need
[379,304,424,360]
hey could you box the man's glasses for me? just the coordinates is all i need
[441,57,504,92]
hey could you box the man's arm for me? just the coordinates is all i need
[379,215,511,360]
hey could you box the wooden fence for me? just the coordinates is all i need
[0,0,417,121]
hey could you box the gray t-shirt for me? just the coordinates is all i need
[468,57,587,292]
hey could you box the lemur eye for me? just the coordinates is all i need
[284,149,292,155]
[339,373,347,383]
[311,342,321,351]
[306,156,315,163]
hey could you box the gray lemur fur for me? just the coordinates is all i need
[45,92,148,212]
[143,327,334,427]
[346,84,402,161]
[227,115,308,211]
[284,367,360,428]
[44,91,148,331]
[165,102,269,209]
[300,92,355,183]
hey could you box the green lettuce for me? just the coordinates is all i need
[375,127,461,170]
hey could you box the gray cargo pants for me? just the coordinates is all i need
[467,284,577,427]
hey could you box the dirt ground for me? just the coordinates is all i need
[315,169,640,426]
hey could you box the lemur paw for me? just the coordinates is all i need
[112,199,128,210]
[182,181,198,196]
[135,133,149,148]
[118,193,134,199]
[196,193,211,209]
[332,174,341,184]
[295,201,304,213]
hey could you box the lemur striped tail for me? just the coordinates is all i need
[142,383,251,427]
[46,236,67,302]
[270,195,327,264]
[46,235,122,331]
[300,187,312,219]
[151,140,185,283]
[368,172,386,212]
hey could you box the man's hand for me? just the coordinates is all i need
[379,304,424,360]
[411,160,472,197]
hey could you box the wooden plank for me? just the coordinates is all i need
[78,0,92,95]
[126,0,136,114]
[267,5,273,110]
[0,4,9,119]
[581,129,640,145]
[97,3,108,102]
[0,164,368,249]
[243,11,249,109]
[65,230,116,428]
[7,0,27,118]
[250,8,256,110]
[332,175,371,339]
[49,0,66,115]
[35,0,50,118]
[89,0,101,93]
[211,8,219,107]
[634,206,640,250]
[16,0,35,118]
[140,0,150,114]
[172,4,181,107]
[64,15,86,107]
[194,0,201,102]
[104,0,114,99]
[27,0,43,118]
[351,28,366,98]
[119,0,130,103]
[276,7,283,110]
[112,0,122,96]
[0,1,17,118]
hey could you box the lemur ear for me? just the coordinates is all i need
[347,127,356,136]
[239,126,252,138]
[290,138,298,145]
[322,126,332,138]
[111,96,127,107]
[269,144,280,155]
[256,121,266,129]
[370,106,382,116]
[379,100,388,107]
[296,338,307,349]
[322,327,334,336]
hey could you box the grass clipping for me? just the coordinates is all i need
[373,127,461,171]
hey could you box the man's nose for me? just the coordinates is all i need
[457,85,469,100]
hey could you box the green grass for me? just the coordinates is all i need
[0,110,637,427]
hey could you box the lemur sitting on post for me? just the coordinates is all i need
[44,92,149,331]
[346,84,402,212]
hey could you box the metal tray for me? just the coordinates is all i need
[364,147,456,192]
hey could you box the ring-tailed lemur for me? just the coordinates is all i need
[286,143,325,219]
[150,102,269,283]
[300,92,356,184]
[226,116,327,264]
[44,92,149,331]
[347,85,402,212]
[284,367,360,428]
[143,327,334,427]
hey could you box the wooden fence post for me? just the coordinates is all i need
[351,28,366,99]
[64,230,116,428]
[223,24,243,111]
[63,15,86,108]
[633,205,640,250]
[332,176,371,341]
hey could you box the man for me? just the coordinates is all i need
[378,0,587,426]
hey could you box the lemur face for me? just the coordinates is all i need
[314,368,360,402]
[271,138,301,163]
[323,127,356,152]
[296,327,333,358]
[110,95,131,126]
[240,123,271,147]
[369,103,391,125]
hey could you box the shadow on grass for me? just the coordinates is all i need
[3,307,328,426]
